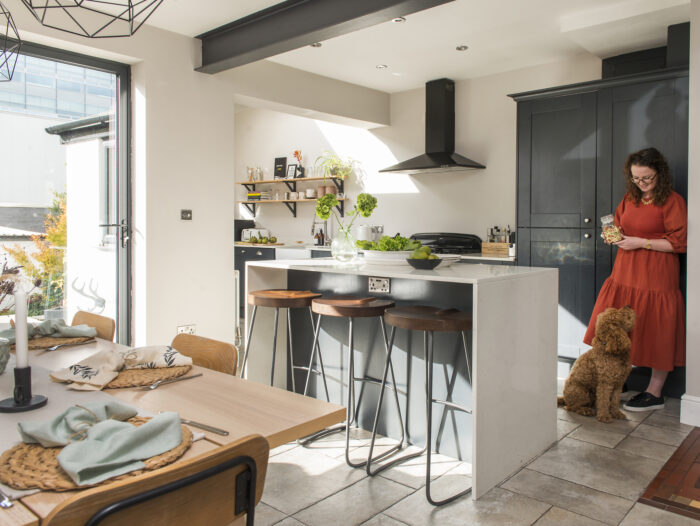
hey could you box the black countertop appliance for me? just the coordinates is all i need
[410,232,482,254]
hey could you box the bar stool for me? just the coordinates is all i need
[241,289,322,390]
[367,305,473,506]
[303,296,405,468]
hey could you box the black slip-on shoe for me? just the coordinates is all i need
[623,392,664,411]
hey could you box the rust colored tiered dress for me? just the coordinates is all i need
[583,191,687,371]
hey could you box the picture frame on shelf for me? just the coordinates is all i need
[274,157,287,179]
[295,165,306,178]
[286,164,298,178]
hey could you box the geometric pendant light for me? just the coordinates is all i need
[0,1,21,82]
[21,0,164,38]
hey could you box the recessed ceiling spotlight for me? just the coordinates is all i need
[376,64,388,69]
[310,42,322,48]
[456,45,469,51]
[392,17,406,23]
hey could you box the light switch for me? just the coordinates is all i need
[181,209,192,220]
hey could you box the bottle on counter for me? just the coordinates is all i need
[319,229,324,246]
[314,232,320,246]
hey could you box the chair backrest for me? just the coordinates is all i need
[43,434,269,526]
[171,333,238,375]
[72,311,116,342]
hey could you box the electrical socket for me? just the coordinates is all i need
[368,277,390,293]
[177,324,196,335]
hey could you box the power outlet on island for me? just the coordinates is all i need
[177,324,196,335]
[369,277,390,293]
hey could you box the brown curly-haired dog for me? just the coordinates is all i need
[557,306,636,422]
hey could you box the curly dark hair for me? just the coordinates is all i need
[623,147,673,205]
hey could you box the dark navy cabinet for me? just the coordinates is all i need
[512,70,688,360]
[234,246,275,310]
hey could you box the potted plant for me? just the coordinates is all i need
[315,192,377,263]
[314,151,357,180]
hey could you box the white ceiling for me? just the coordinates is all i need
[145,0,691,93]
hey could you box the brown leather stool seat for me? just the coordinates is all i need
[367,304,473,506]
[241,289,322,389]
[311,296,395,318]
[384,305,472,332]
[249,289,321,309]
[303,295,405,470]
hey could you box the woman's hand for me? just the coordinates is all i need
[613,235,646,250]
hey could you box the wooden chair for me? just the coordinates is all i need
[43,434,269,526]
[72,311,116,342]
[172,333,238,375]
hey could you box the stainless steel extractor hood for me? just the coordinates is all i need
[380,78,485,174]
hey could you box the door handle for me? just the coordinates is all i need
[584,217,591,223]
[256,250,262,256]
[584,233,591,239]
[99,220,130,248]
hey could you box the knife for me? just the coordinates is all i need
[142,373,203,390]
[180,418,229,436]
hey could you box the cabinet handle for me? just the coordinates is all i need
[256,250,262,256]
[584,217,591,223]
[584,233,591,239]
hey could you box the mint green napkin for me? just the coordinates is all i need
[18,400,137,447]
[57,412,183,485]
[0,319,97,345]
[18,401,183,486]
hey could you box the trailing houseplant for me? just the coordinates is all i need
[315,192,377,262]
[314,151,357,180]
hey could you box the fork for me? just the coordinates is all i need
[43,339,97,352]
[0,487,13,508]
[144,373,203,390]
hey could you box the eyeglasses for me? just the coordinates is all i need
[631,173,657,184]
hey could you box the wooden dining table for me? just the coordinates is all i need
[0,339,346,526]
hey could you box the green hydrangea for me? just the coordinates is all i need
[355,193,377,218]
[315,193,339,220]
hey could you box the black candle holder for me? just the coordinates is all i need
[0,366,47,413]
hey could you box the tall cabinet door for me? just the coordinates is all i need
[517,92,597,228]
[518,228,596,358]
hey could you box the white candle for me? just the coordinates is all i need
[14,285,28,369]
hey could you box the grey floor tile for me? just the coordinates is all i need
[643,411,694,434]
[501,468,633,525]
[527,437,664,501]
[619,502,700,526]
[384,486,549,526]
[253,502,287,526]
[533,506,608,526]
[657,397,681,417]
[557,419,580,440]
[630,423,690,447]
[557,409,640,434]
[273,518,307,526]
[300,427,375,460]
[615,436,677,462]
[617,407,650,422]
[361,514,410,526]
[294,475,414,526]
[569,425,627,448]
[374,446,463,489]
[262,445,367,515]
[270,442,298,457]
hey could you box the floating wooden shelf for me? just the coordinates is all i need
[237,198,347,218]
[237,176,344,199]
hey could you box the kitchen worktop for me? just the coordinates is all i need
[234,243,516,262]
[246,258,539,284]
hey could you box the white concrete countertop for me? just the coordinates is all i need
[235,243,516,262]
[247,258,552,284]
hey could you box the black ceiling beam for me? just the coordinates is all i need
[196,0,454,74]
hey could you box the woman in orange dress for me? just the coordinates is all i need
[583,147,687,411]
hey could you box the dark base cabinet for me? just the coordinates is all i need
[234,246,275,312]
[512,69,688,367]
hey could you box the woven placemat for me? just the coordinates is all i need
[11,336,95,351]
[105,365,192,389]
[0,416,193,491]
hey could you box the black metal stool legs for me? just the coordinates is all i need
[240,305,258,378]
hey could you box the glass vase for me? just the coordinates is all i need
[331,228,358,263]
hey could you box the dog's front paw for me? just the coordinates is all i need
[597,414,612,423]
[612,410,627,420]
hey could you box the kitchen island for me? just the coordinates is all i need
[243,259,557,498]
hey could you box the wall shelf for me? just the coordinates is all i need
[237,198,347,218]
[236,176,344,195]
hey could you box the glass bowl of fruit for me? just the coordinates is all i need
[407,246,441,269]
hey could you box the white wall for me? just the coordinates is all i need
[681,1,700,425]
[234,53,601,243]
[0,111,67,206]
[14,10,237,346]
